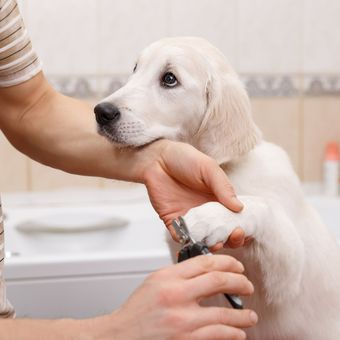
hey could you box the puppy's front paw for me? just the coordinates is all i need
[183,202,242,247]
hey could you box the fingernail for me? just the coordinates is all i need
[248,280,255,293]
[237,261,245,272]
[231,196,244,211]
[239,330,247,339]
[250,311,258,324]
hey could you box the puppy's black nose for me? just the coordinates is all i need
[94,102,120,125]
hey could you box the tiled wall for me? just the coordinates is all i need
[1,0,340,192]
[15,0,340,76]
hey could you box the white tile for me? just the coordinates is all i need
[24,0,97,75]
[303,0,340,73]
[168,0,237,67]
[302,98,340,181]
[238,0,302,74]
[251,98,302,177]
[98,0,168,75]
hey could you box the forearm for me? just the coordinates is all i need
[0,313,132,340]
[0,73,157,182]
[1,317,94,340]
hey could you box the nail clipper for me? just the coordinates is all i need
[172,216,243,310]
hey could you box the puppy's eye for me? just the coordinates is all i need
[161,72,178,88]
[133,63,137,73]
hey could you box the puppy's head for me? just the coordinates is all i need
[95,37,261,163]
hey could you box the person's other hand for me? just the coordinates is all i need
[139,140,244,242]
[103,255,257,340]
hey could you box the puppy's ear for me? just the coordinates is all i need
[195,74,261,164]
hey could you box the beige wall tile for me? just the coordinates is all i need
[0,132,28,192]
[30,160,101,191]
[251,98,302,178]
[302,98,340,181]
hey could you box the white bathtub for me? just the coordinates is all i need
[2,187,174,318]
[2,187,340,318]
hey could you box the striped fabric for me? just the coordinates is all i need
[0,0,41,318]
[0,201,15,318]
[0,0,42,87]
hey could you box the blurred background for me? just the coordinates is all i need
[1,0,340,192]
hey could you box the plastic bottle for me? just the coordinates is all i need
[323,142,340,196]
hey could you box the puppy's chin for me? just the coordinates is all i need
[97,125,161,148]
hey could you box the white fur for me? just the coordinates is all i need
[99,37,340,339]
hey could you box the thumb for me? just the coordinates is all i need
[204,161,243,212]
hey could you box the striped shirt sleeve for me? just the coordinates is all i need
[0,0,42,87]
[0,200,15,318]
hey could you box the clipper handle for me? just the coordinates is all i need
[177,242,244,310]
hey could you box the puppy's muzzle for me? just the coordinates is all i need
[94,102,120,126]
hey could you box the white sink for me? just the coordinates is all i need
[2,189,173,318]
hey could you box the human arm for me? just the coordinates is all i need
[0,72,246,247]
[0,255,257,340]
[0,0,245,238]
[0,72,145,182]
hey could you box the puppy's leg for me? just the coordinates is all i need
[183,196,305,305]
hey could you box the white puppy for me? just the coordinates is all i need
[95,37,340,339]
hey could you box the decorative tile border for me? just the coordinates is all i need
[46,74,340,98]
[303,75,340,96]
[241,75,300,97]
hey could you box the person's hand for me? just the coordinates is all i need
[99,255,257,340]
[139,140,244,244]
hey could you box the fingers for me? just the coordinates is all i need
[225,227,246,249]
[191,307,258,330]
[208,229,247,252]
[171,255,244,279]
[185,271,254,300]
[203,161,243,213]
[209,242,224,252]
[188,325,246,340]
